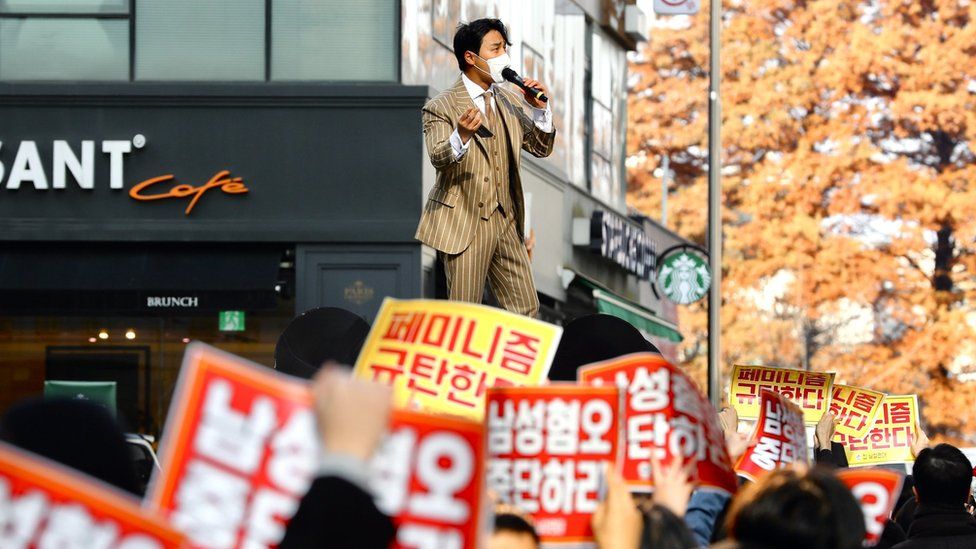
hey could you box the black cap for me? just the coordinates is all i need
[548,313,660,381]
[274,307,371,379]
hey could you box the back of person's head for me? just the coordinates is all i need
[0,397,140,495]
[912,443,973,506]
[641,504,698,549]
[726,467,865,549]
[274,307,370,379]
[489,512,539,549]
[548,314,660,381]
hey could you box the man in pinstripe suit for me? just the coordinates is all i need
[415,18,556,318]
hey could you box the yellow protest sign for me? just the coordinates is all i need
[353,298,562,420]
[729,364,835,424]
[828,384,886,438]
[836,395,919,467]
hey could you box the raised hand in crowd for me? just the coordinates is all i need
[592,464,643,549]
[814,411,838,450]
[312,365,392,461]
[910,422,930,458]
[280,366,395,549]
[718,406,755,463]
[651,455,696,517]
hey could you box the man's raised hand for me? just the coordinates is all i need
[457,107,483,144]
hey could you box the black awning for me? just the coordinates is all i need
[0,244,283,315]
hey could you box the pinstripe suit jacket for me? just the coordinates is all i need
[415,76,556,255]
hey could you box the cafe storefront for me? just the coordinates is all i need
[0,83,428,435]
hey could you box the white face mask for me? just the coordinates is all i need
[472,52,511,84]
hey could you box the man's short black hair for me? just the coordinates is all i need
[494,513,540,545]
[453,18,511,71]
[913,443,973,506]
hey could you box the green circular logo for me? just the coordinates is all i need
[657,251,711,304]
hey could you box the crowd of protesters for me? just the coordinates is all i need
[2,309,975,548]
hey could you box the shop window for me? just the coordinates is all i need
[586,28,626,209]
[271,0,396,81]
[135,0,264,81]
[0,1,129,81]
[0,0,128,14]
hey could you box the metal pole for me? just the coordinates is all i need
[707,0,723,407]
[661,155,670,226]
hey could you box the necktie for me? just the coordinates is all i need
[483,90,496,130]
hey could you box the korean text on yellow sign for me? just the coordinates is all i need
[729,364,835,424]
[828,384,886,438]
[836,395,919,467]
[353,298,563,420]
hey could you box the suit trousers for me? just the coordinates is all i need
[440,209,539,318]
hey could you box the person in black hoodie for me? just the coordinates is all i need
[892,443,976,549]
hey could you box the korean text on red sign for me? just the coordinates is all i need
[0,441,184,548]
[836,395,919,467]
[734,390,808,482]
[486,385,619,543]
[147,343,318,549]
[837,468,905,546]
[729,364,835,424]
[578,353,737,495]
[370,409,486,549]
[354,298,562,420]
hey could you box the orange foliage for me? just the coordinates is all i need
[628,0,976,444]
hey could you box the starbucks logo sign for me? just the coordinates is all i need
[657,250,711,304]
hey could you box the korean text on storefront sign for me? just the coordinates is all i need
[0,441,184,548]
[734,390,808,482]
[836,395,919,467]
[730,364,835,424]
[370,410,486,549]
[578,353,737,494]
[354,299,562,420]
[146,343,318,549]
[486,385,619,543]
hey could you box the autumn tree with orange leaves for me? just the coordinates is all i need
[628,0,976,443]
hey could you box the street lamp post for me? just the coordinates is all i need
[707,0,723,406]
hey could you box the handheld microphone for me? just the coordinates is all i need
[502,67,548,103]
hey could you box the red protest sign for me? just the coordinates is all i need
[370,409,486,549]
[837,468,904,546]
[578,353,737,495]
[147,343,318,548]
[0,441,184,548]
[735,390,808,482]
[485,384,620,543]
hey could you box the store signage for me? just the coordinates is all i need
[0,136,248,215]
[589,210,656,280]
[219,310,246,332]
[0,137,142,190]
[129,170,249,215]
[343,280,375,305]
[147,296,199,308]
[657,249,710,304]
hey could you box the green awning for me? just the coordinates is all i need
[562,267,684,342]
[591,288,683,343]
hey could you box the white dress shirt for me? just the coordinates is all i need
[449,73,553,160]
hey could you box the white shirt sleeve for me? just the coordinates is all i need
[449,127,470,160]
[531,103,553,133]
